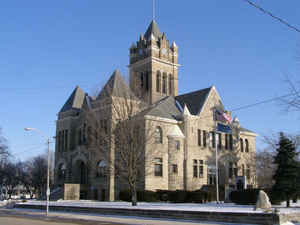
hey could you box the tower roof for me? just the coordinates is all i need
[144,20,162,40]
[60,86,85,113]
[97,69,134,99]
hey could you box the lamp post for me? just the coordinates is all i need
[24,128,51,216]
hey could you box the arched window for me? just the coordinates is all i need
[169,74,173,95]
[162,73,167,94]
[245,139,249,152]
[96,160,107,177]
[240,138,244,152]
[156,71,161,93]
[155,126,163,144]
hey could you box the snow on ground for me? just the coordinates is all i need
[18,200,300,214]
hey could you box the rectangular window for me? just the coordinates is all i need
[61,130,65,151]
[210,132,216,148]
[175,140,180,150]
[198,129,201,146]
[229,134,233,150]
[58,131,61,152]
[154,158,163,177]
[203,131,207,147]
[193,159,198,178]
[199,160,204,178]
[217,133,222,149]
[225,134,228,150]
[64,130,68,151]
[172,164,178,174]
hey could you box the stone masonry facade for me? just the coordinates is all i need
[54,20,257,201]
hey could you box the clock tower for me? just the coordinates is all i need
[129,20,179,104]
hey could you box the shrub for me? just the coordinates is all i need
[119,190,158,202]
[229,189,260,205]
[137,190,158,202]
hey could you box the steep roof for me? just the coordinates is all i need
[144,20,163,40]
[175,87,212,115]
[60,86,85,113]
[142,96,182,120]
[97,70,134,100]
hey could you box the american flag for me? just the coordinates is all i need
[214,109,232,124]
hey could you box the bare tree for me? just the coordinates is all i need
[281,77,300,112]
[256,149,276,189]
[83,72,158,206]
[0,128,9,164]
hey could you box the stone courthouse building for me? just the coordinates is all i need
[54,20,257,201]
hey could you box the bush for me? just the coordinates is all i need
[119,190,158,202]
[137,190,158,202]
[119,190,131,202]
[229,189,260,205]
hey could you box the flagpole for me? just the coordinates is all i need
[215,117,220,204]
[153,0,155,21]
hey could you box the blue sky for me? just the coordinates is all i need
[1,1,299,161]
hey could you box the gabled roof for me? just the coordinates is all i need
[97,69,134,100]
[144,20,163,40]
[60,86,85,113]
[175,87,212,115]
[142,96,182,120]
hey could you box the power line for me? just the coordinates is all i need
[242,0,300,33]
[231,92,297,112]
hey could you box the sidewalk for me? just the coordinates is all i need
[0,207,256,225]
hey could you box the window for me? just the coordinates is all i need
[240,138,244,152]
[225,134,228,150]
[172,164,178,174]
[83,123,87,143]
[58,131,61,152]
[96,160,107,177]
[154,158,163,176]
[162,73,167,94]
[245,139,249,152]
[193,160,198,178]
[229,162,233,178]
[175,140,180,150]
[156,71,161,93]
[64,130,68,151]
[199,160,204,178]
[203,130,207,147]
[169,74,173,95]
[140,72,144,88]
[229,134,233,150]
[210,131,216,148]
[246,165,250,180]
[198,129,201,146]
[61,130,65,151]
[217,133,222,149]
[145,72,149,90]
[155,127,163,144]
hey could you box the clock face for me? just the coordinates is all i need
[138,49,143,55]
[161,48,167,55]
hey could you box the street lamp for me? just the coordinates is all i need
[24,127,51,216]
